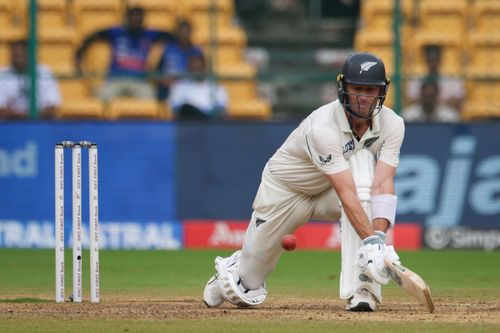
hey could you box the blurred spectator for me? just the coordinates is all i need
[321,0,360,19]
[270,0,305,19]
[235,0,269,20]
[154,19,203,101]
[406,44,465,111]
[403,80,460,123]
[168,53,228,120]
[74,6,176,102]
[0,39,60,120]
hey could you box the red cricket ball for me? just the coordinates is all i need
[281,234,297,251]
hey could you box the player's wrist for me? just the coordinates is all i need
[362,235,383,246]
[374,230,386,243]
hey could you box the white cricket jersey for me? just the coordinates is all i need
[0,65,61,114]
[266,99,405,195]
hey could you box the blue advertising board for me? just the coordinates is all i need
[0,121,499,249]
[0,122,181,249]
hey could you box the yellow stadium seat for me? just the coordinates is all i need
[57,78,104,119]
[461,103,494,121]
[0,43,8,67]
[74,0,122,38]
[473,0,500,32]
[125,0,177,30]
[81,41,111,75]
[193,26,246,46]
[157,101,173,120]
[38,28,77,75]
[221,80,258,100]
[144,11,176,31]
[213,62,257,79]
[0,0,24,40]
[190,11,233,31]
[146,41,167,72]
[360,0,413,31]
[204,45,243,66]
[462,82,500,120]
[126,0,185,14]
[126,0,174,10]
[106,98,160,119]
[466,47,500,78]
[405,32,463,76]
[59,78,92,99]
[0,0,13,28]
[16,0,69,32]
[37,0,69,31]
[354,30,392,50]
[228,98,272,120]
[419,0,468,33]
[57,98,105,119]
[185,0,234,13]
[384,87,395,110]
[419,0,467,15]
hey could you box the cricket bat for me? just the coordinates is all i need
[384,258,435,313]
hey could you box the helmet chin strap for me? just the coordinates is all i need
[342,98,382,140]
[342,96,382,120]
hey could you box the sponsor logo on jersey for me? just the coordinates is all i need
[364,136,379,148]
[343,139,355,154]
[319,154,332,164]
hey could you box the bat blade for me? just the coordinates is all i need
[384,258,435,313]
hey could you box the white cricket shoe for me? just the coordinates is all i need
[203,273,225,308]
[345,288,377,312]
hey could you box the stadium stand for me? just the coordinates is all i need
[129,0,177,31]
[356,0,500,121]
[57,77,104,119]
[0,0,270,120]
[74,0,122,38]
[107,97,160,120]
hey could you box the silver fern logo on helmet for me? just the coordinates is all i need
[359,61,378,74]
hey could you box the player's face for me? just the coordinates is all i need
[345,84,382,117]
[128,10,144,30]
[11,44,28,73]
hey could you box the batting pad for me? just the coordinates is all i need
[339,149,382,302]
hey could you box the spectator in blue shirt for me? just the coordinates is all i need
[75,6,176,102]
[155,19,203,101]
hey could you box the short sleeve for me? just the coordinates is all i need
[305,127,349,174]
[38,67,61,109]
[377,118,405,167]
[0,70,13,108]
[215,85,228,108]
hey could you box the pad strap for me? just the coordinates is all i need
[371,194,397,227]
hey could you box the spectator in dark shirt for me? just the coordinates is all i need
[75,6,176,102]
[154,19,203,101]
[406,44,465,112]
[168,53,228,120]
[403,80,459,123]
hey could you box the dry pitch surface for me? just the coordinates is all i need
[1,295,499,324]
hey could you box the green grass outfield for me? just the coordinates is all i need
[1,249,499,333]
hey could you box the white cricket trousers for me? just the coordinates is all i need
[238,165,342,289]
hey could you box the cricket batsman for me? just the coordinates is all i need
[203,52,404,311]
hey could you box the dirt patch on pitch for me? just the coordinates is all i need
[1,295,499,324]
